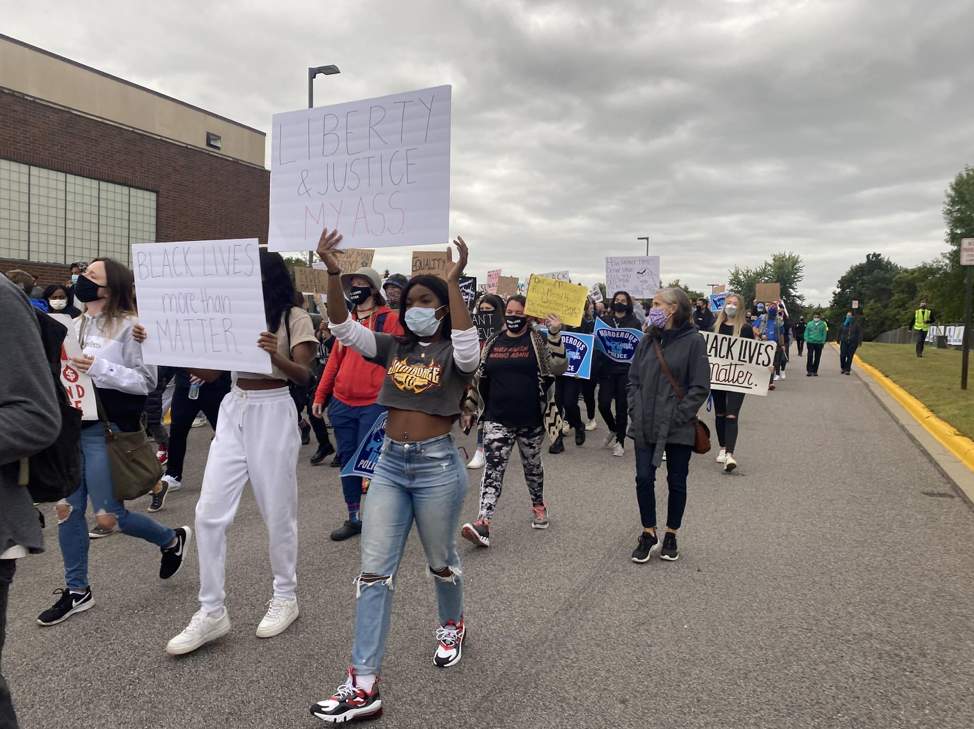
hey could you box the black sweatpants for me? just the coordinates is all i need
[916,329,926,357]
[712,390,745,454]
[555,377,591,431]
[634,443,692,530]
[598,372,629,445]
[0,559,18,729]
[806,343,824,374]
[165,385,228,482]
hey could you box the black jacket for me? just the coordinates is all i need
[692,307,715,331]
[597,312,642,377]
[627,323,711,467]
[836,319,863,347]
[795,321,807,340]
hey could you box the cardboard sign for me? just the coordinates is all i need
[701,331,775,397]
[588,282,603,303]
[605,256,660,298]
[340,412,388,478]
[593,318,644,363]
[269,85,452,252]
[132,240,271,373]
[459,276,477,306]
[561,331,595,379]
[334,248,375,275]
[712,285,726,294]
[538,270,570,282]
[486,269,501,294]
[412,250,448,280]
[51,313,97,421]
[472,311,501,342]
[755,283,781,303]
[294,266,330,295]
[496,276,520,298]
[524,274,588,327]
[709,293,728,312]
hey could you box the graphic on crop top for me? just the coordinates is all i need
[388,357,444,394]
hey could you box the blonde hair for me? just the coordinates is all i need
[713,293,746,337]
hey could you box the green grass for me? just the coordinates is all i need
[856,342,974,440]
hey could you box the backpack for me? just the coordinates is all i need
[24,311,83,503]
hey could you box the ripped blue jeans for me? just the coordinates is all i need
[351,434,467,676]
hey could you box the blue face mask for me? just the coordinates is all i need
[404,305,444,337]
[71,274,79,284]
[845,315,853,325]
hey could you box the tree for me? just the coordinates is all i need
[931,166,974,321]
[828,253,902,339]
[727,263,771,310]
[727,252,805,314]
[665,279,704,303]
[382,268,390,277]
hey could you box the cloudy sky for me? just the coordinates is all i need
[4,0,973,303]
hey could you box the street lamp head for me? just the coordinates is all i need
[311,65,341,77]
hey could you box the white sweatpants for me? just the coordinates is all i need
[196,386,300,613]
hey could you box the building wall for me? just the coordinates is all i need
[0,35,265,166]
[0,89,269,280]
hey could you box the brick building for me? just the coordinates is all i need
[0,34,269,288]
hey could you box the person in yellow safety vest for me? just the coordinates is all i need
[910,300,935,358]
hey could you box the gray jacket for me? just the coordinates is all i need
[627,323,711,467]
[0,276,60,555]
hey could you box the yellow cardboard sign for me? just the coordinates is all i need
[524,274,588,327]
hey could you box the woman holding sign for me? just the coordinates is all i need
[310,229,478,724]
[711,294,754,472]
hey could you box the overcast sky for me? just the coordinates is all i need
[4,0,973,304]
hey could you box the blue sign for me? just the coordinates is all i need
[709,293,727,312]
[340,412,388,479]
[562,332,595,379]
[593,318,644,363]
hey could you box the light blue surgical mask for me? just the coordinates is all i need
[405,305,445,337]
[71,274,79,284]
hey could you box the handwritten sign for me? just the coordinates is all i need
[524,274,588,327]
[334,248,375,275]
[588,282,603,303]
[701,331,775,397]
[132,240,271,374]
[340,412,388,478]
[459,276,477,307]
[269,85,452,252]
[755,283,781,303]
[473,311,501,342]
[593,318,644,363]
[496,276,520,299]
[561,331,594,379]
[412,250,448,280]
[605,256,660,298]
[295,266,330,295]
[486,269,501,294]
[538,270,570,282]
[709,293,727,312]
[51,313,96,420]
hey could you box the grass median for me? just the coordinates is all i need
[856,342,974,440]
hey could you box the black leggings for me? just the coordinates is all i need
[555,377,596,431]
[712,390,745,454]
[166,385,227,481]
[598,373,628,445]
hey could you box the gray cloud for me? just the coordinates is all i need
[5,0,973,303]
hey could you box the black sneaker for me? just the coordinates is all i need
[631,531,658,563]
[433,619,466,668]
[330,456,342,468]
[147,481,169,513]
[575,428,585,446]
[660,532,679,561]
[311,669,381,723]
[160,527,193,579]
[330,520,362,542]
[548,436,565,454]
[88,524,117,539]
[37,587,94,626]
[300,423,311,445]
[461,521,490,548]
[310,442,336,465]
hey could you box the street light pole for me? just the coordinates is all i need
[307,64,341,264]
[637,236,649,256]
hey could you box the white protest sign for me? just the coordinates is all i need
[132,240,271,373]
[961,238,974,266]
[588,282,603,303]
[486,269,501,294]
[701,331,775,397]
[538,270,570,282]
[51,313,97,420]
[269,85,452,252]
[605,256,660,298]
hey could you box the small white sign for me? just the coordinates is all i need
[605,256,660,299]
[701,331,776,397]
[852,300,859,309]
[588,282,603,303]
[961,238,974,266]
[133,240,271,373]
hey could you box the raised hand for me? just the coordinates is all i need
[445,236,469,283]
[546,313,562,334]
[316,228,344,272]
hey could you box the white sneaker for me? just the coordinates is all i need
[602,432,616,449]
[724,454,738,472]
[780,371,786,380]
[256,597,299,638]
[716,449,726,464]
[562,421,571,436]
[161,474,182,492]
[585,419,598,432]
[612,443,625,457]
[467,451,485,469]
[191,413,208,428]
[774,374,781,381]
[166,608,231,655]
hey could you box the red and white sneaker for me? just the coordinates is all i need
[433,619,465,668]
[461,521,490,548]
[156,445,169,467]
[310,668,381,723]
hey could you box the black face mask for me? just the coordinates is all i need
[505,316,528,333]
[612,301,628,313]
[74,274,104,303]
[349,286,372,305]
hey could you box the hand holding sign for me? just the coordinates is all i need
[69,354,95,373]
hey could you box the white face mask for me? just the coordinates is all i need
[49,299,68,311]
[724,305,737,317]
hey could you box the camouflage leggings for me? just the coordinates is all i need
[479,422,545,522]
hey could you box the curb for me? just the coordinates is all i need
[849,348,974,476]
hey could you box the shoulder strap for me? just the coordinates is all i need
[653,339,684,401]
[375,311,388,333]
[283,307,294,362]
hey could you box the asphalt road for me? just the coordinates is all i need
[6,346,974,728]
